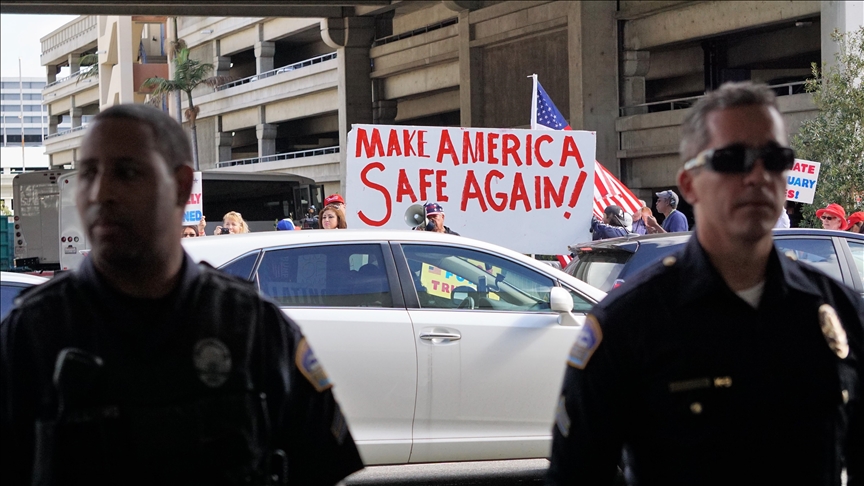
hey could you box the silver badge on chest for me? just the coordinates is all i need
[193,338,233,387]
[818,304,848,359]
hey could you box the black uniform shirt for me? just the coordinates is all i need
[547,236,864,486]
[0,254,364,485]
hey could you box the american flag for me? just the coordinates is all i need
[530,74,642,219]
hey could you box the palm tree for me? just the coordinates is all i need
[141,47,229,170]
[75,52,99,84]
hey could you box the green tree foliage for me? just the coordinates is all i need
[141,47,230,170]
[792,27,864,227]
[75,52,99,84]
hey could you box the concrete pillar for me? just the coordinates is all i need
[69,108,83,128]
[214,55,231,78]
[372,79,397,124]
[255,41,275,74]
[620,50,650,116]
[457,10,483,127]
[68,53,80,75]
[216,117,232,164]
[567,1,619,173]
[821,1,864,68]
[257,123,277,158]
[48,115,60,135]
[321,16,375,193]
[47,65,57,84]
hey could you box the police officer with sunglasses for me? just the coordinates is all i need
[548,82,863,486]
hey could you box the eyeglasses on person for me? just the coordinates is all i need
[820,215,836,221]
[683,142,795,174]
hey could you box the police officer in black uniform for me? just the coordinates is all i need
[547,82,863,486]
[0,105,363,485]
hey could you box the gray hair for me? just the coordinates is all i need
[679,82,779,162]
[89,104,193,168]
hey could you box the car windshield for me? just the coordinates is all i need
[569,251,632,292]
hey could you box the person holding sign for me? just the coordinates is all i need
[548,82,864,486]
[816,203,848,231]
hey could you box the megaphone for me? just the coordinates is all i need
[404,203,427,228]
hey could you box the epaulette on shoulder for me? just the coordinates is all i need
[598,255,680,309]
[11,271,76,307]
[196,261,258,292]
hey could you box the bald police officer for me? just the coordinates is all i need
[0,105,363,485]
[547,82,863,485]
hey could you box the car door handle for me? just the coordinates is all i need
[419,332,462,341]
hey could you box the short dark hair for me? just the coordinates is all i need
[90,104,193,168]
[679,82,780,162]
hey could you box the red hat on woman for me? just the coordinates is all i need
[324,194,345,206]
[816,203,848,230]
[847,211,864,227]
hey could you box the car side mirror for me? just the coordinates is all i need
[550,287,574,313]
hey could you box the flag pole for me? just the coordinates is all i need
[529,73,538,130]
[19,58,26,173]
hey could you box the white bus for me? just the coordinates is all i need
[12,170,322,271]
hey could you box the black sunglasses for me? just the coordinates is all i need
[684,142,795,174]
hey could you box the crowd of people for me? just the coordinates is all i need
[590,191,862,242]
[815,202,864,233]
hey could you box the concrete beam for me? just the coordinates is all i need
[1,1,383,17]
[623,1,822,50]
[395,88,460,121]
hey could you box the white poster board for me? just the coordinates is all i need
[346,125,596,255]
[183,171,203,224]
[786,159,821,204]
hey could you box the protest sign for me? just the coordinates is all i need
[346,125,596,254]
[786,159,820,204]
[183,171,203,224]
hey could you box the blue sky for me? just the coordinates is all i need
[1,14,78,78]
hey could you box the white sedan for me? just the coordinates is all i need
[182,230,605,465]
[1,272,49,320]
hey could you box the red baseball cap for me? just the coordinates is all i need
[816,203,848,230]
[847,211,864,227]
[324,194,345,206]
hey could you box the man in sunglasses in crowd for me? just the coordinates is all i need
[548,82,863,486]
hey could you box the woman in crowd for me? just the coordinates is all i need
[181,226,198,238]
[214,211,250,235]
[319,204,347,229]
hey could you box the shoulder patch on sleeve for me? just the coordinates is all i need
[568,314,603,369]
[295,337,333,392]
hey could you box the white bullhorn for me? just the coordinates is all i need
[404,203,427,228]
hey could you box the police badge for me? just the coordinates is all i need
[818,304,848,359]
[193,338,233,387]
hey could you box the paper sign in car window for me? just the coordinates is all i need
[420,263,473,298]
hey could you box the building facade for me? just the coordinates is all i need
[39,1,863,202]
[40,14,168,167]
[1,76,50,148]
